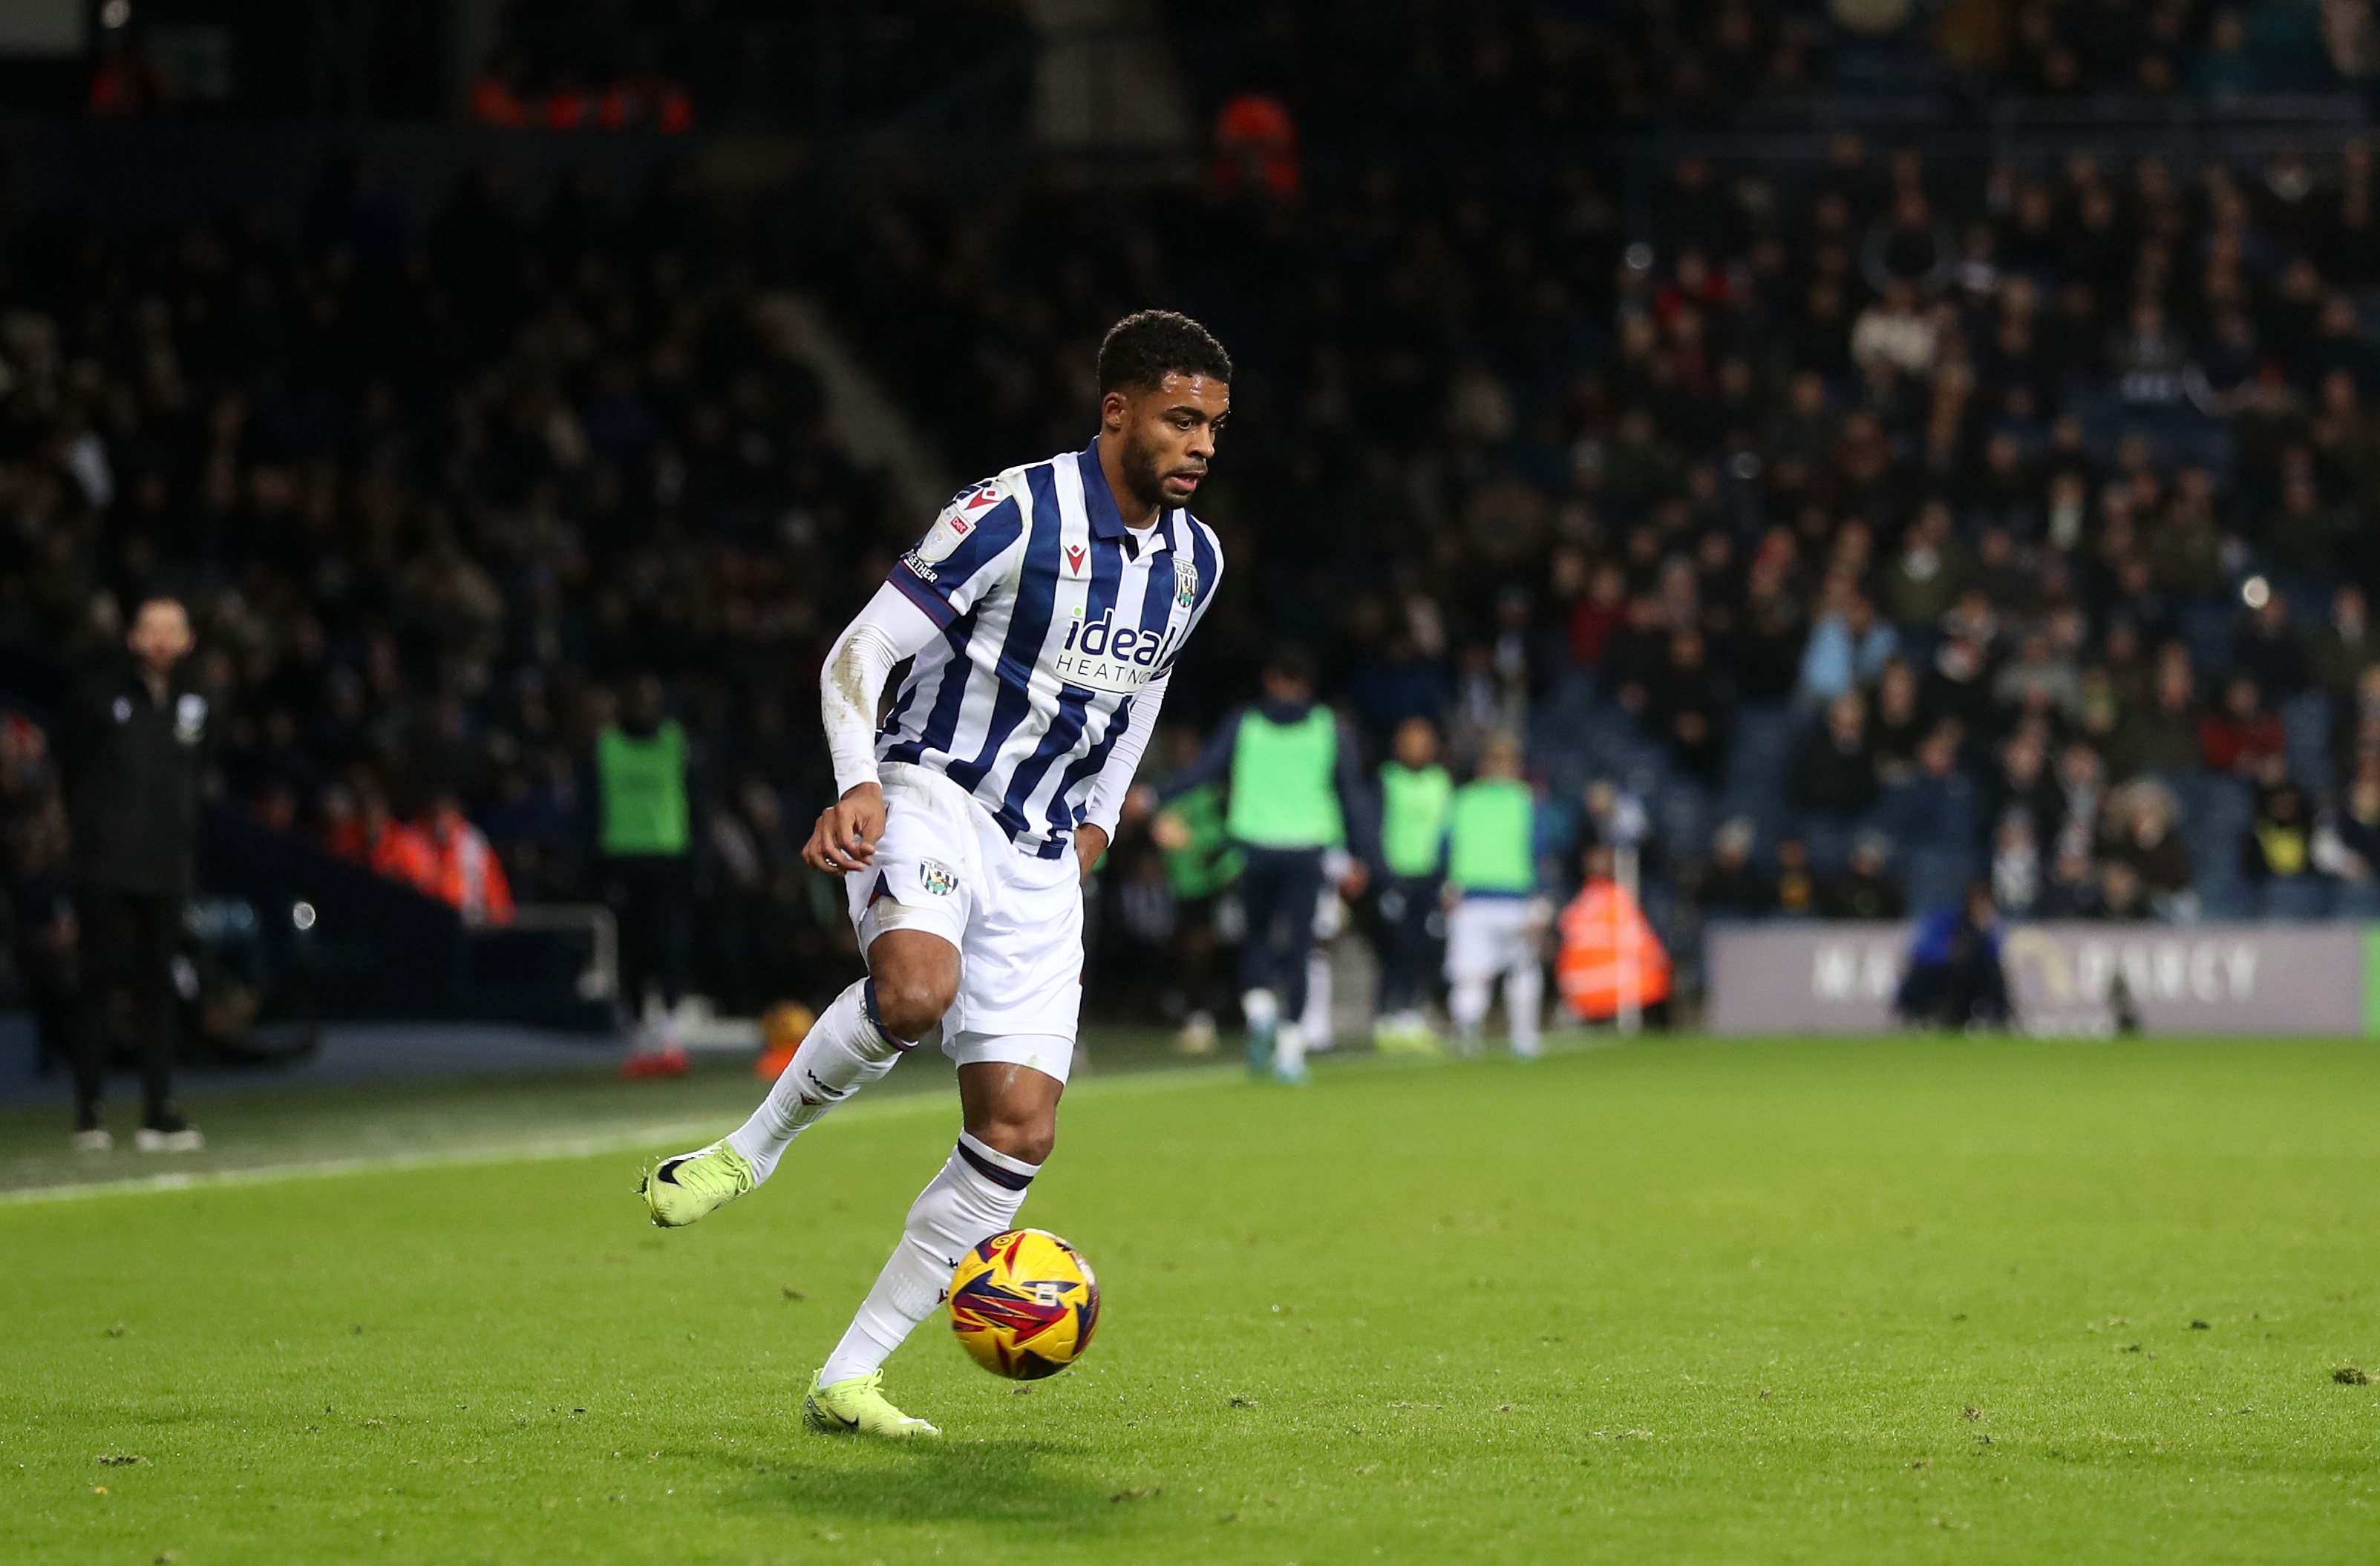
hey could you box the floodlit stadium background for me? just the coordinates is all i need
[6,7,2380,1561]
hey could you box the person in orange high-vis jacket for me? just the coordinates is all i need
[425,790,515,926]
[1556,843,1671,1024]
[362,784,440,898]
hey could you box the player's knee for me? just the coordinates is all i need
[972,1113,1056,1168]
[872,972,953,1041]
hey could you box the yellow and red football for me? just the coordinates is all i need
[947,1228,1101,1380]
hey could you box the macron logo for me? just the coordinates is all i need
[1065,545,1087,575]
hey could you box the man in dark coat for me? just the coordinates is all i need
[59,597,209,1152]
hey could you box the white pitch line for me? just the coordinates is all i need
[0,1061,1252,1209]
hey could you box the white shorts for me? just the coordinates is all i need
[848,762,1084,1083]
[1445,896,1541,983]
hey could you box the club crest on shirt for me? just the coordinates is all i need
[1172,554,1199,608]
[918,859,959,897]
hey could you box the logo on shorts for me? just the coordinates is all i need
[919,859,958,897]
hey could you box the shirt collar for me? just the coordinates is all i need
[1077,439,1171,554]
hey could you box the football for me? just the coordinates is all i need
[947,1228,1102,1380]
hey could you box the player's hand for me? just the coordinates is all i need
[804,782,886,874]
[1149,811,1191,851]
[1075,823,1110,880]
[1339,860,1370,899]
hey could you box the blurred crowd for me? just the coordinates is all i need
[828,111,2380,1000]
[0,165,900,1016]
[10,1,2380,1032]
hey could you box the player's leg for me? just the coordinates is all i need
[1268,850,1327,1084]
[129,892,199,1150]
[732,928,955,1170]
[808,835,1081,1437]
[1300,855,1347,1051]
[1235,849,1289,1068]
[642,931,956,1227]
[804,1058,1061,1438]
[642,780,972,1226]
[1502,907,1544,1058]
[1445,897,1493,1053]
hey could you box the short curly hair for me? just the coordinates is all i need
[1096,309,1233,394]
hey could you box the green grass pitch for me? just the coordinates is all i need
[6,1036,2380,1564]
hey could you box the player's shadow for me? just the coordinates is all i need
[690,1435,1125,1530]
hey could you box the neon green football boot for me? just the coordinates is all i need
[638,1139,756,1228]
[802,1371,941,1438]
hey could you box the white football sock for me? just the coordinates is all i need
[1241,987,1279,1031]
[727,979,909,1183]
[1275,1021,1307,1076]
[1301,950,1333,1047]
[817,1132,1037,1385]
[1506,963,1543,1057]
[1449,977,1490,1039]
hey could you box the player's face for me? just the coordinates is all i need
[1111,373,1229,508]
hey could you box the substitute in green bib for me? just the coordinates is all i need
[1153,644,1374,1083]
[1373,716,1452,1052]
[1443,733,1546,1058]
[595,675,696,1046]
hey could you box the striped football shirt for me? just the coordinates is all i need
[880,437,1225,856]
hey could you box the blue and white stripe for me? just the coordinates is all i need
[879,437,1223,857]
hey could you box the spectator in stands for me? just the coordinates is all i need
[2322,761,2380,914]
[2108,780,2196,908]
[2306,583,2377,701]
[2245,776,2323,913]
[1820,831,1906,919]
[2199,674,2289,774]
[2112,652,2207,779]
[1987,730,2067,848]
[1797,580,1899,706]
[1696,818,1775,920]
[7,789,76,1090]
[2039,841,2103,917]
[1886,502,1972,629]
[1774,836,1819,919]
[1990,813,2044,917]
[1791,692,1883,819]
[1647,629,1731,779]
[2231,593,2311,700]
[2054,741,2108,857]
[2093,857,2155,919]
[1885,724,1982,858]
[1871,656,1929,782]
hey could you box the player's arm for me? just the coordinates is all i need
[808,485,1029,874]
[804,583,943,874]
[1076,670,1174,879]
